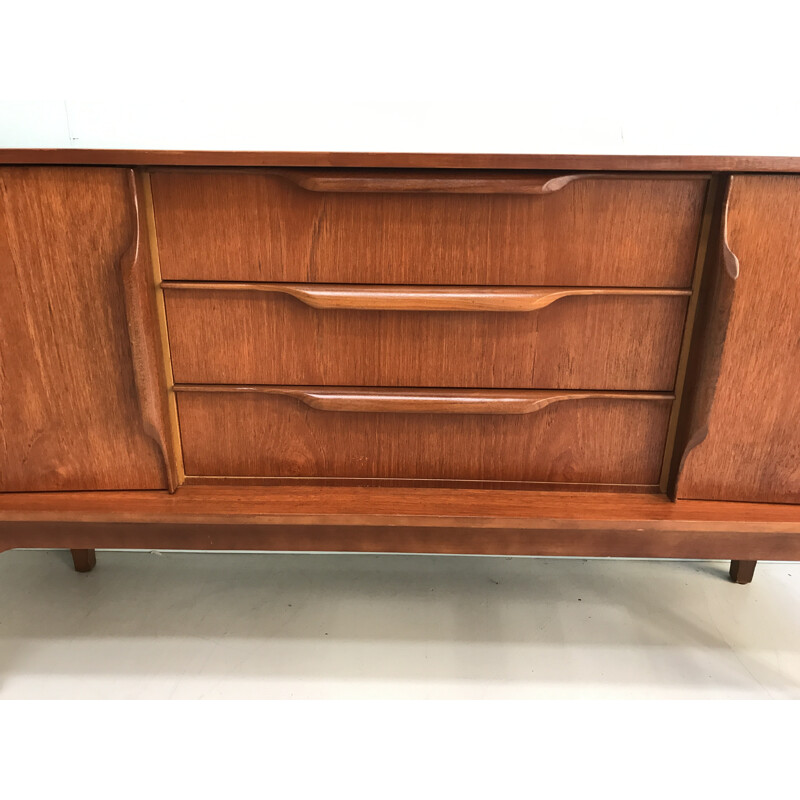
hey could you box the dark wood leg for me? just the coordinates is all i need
[730,560,756,584]
[70,548,96,573]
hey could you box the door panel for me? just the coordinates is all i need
[678,175,800,503]
[0,167,167,491]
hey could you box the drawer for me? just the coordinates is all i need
[151,169,707,287]
[175,387,673,486]
[164,285,690,391]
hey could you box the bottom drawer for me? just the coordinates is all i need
[176,387,673,486]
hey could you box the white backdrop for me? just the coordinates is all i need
[3,1,800,155]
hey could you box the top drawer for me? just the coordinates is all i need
[151,170,707,287]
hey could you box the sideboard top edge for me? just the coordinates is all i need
[2,149,800,172]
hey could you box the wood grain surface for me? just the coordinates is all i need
[2,486,800,561]
[668,177,737,496]
[3,485,800,529]
[162,282,690,312]
[181,476,657,492]
[657,176,720,492]
[0,167,167,491]
[174,385,673,414]
[151,171,706,286]
[175,390,672,484]
[141,172,186,489]
[164,289,689,390]
[2,519,796,561]
[2,149,800,173]
[678,175,800,503]
[121,171,181,491]
[2,157,798,568]
[261,169,600,194]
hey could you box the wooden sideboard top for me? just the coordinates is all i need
[3,150,800,172]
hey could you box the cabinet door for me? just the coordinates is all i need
[0,167,168,491]
[678,175,800,503]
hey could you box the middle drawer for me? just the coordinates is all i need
[163,284,689,391]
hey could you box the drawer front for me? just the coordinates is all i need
[152,170,707,287]
[164,287,689,391]
[176,388,673,485]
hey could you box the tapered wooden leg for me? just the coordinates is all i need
[730,560,756,584]
[70,548,96,573]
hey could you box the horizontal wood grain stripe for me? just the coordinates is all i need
[163,282,692,312]
[4,519,800,561]
[1,149,797,172]
[2,487,800,535]
[172,386,674,415]
[181,476,658,492]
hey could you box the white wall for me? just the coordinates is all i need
[3,1,799,155]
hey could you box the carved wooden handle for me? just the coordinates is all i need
[668,176,741,497]
[163,283,690,312]
[121,171,180,492]
[175,386,673,415]
[721,178,740,279]
[264,169,598,194]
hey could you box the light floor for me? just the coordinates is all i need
[0,550,798,699]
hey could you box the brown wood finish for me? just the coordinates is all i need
[142,173,186,489]
[2,487,800,561]
[175,385,673,414]
[730,560,757,584]
[183,476,658,492]
[668,178,738,497]
[163,282,690,313]
[174,389,672,484]
[256,169,705,194]
[264,169,603,194]
[70,548,96,573]
[122,170,180,491]
[4,149,800,173]
[4,485,800,530]
[0,167,167,491]
[164,289,689,390]
[150,170,706,286]
[677,176,800,503]
[658,177,720,491]
[2,521,798,562]
[3,153,799,583]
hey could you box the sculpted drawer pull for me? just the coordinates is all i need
[163,283,691,312]
[263,169,602,194]
[721,179,740,280]
[260,169,705,194]
[174,386,674,415]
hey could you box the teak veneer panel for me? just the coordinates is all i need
[175,390,672,485]
[679,175,800,503]
[150,170,706,287]
[164,289,689,390]
[0,167,167,491]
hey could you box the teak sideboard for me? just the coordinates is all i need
[2,150,799,585]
